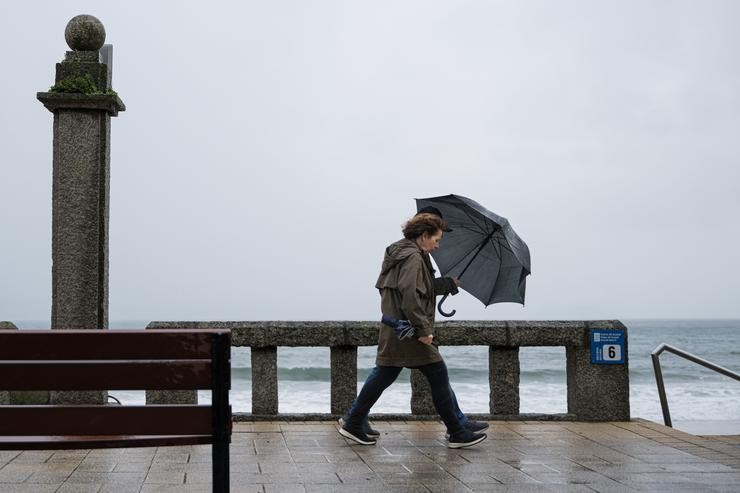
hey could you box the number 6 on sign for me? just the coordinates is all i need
[604,344,621,361]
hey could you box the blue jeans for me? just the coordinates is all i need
[344,362,466,434]
[345,366,468,425]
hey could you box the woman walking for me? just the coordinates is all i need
[339,213,488,448]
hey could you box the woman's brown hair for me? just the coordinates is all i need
[402,213,448,240]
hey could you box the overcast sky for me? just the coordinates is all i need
[1,1,739,324]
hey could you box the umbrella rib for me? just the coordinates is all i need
[492,236,501,258]
[442,237,491,275]
[459,206,489,234]
[493,232,515,256]
[497,235,516,257]
[486,262,504,305]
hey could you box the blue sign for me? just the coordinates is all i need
[590,329,625,364]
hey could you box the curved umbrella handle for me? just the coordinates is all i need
[437,293,456,318]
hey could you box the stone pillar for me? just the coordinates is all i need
[489,347,520,415]
[330,346,357,415]
[410,369,435,415]
[566,340,630,421]
[37,15,125,405]
[252,347,278,415]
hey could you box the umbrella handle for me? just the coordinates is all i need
[437,294,456,318]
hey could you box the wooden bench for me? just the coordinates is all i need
[0,329,232,493]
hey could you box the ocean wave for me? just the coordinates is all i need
[232,365,729,385]
[232,366,570,383]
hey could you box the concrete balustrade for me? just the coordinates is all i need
[146,320,630,421]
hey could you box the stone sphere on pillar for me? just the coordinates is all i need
[64,14,106,51]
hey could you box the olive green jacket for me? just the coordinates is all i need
[374,238,442,367]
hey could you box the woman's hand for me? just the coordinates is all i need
[418,335,434,345]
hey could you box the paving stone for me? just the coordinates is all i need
[618,482,718,492]
[0,485,60,493]
[291,452,332,464]
[264,485,304,493]
[679,471,740,483]
[77,460,119,472]
[306,484,428,493]
[583,483,640,493]
[55,483,103,493]
[335,471,383,483]
[465,485,550,492]
[140,485,214,493]
[11,452,53,463]
[612,472,694,483]
[0,466,33,483]
[48,451,87,462]
[112,461,151,472]
[545,486,600,492]
[65,470,148,484]
[297,462,372,474]
[97,485,141,493]
[710,486,740,493]
[144,471,186,484]
[524,471,623,485]
[26,471,73,483]
[362,463,408,474]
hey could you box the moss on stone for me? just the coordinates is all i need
[50,74,117,96]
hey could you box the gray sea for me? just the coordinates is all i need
[13,319,740,433]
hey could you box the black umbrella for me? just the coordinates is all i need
[416,194,531,317]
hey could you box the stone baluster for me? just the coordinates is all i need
[489,346,520,415]
[330,346,357,415]
[252,347,278,415]
[410,369,435,415]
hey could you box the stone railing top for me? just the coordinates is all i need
[37,93,126,116]
[147,320,627,348]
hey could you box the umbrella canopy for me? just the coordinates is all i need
[416,194,531,315]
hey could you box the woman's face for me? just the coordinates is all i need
[417,229,443,254]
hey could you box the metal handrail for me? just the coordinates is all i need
[651,343,740,427]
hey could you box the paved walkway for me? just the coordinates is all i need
[1,419,739,492]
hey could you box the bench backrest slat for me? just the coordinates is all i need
[0,361,213,390]
[0,330,220,360]
[0,406,213,436]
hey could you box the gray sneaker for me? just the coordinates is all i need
[339,417,380,438]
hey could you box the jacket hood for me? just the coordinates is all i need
[380,238,421,275]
